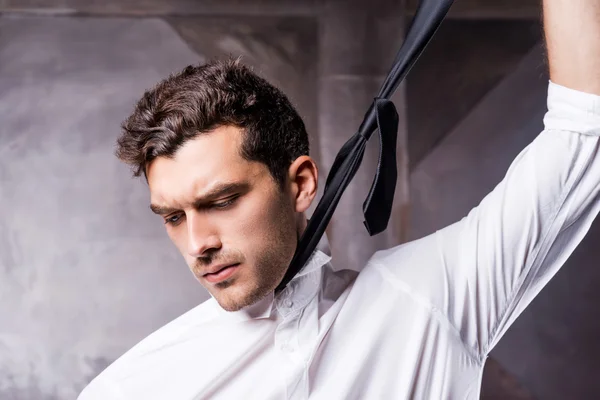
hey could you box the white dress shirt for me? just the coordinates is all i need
[79,82,600,399]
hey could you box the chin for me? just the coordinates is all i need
[217,294,256,312]
[214,282,272,312]
[218,300,247,312]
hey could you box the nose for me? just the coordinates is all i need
[186,212,222,258]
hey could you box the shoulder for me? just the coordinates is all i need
[356,232,449,307]
[81,297,219,394]
[367,232,441,276]
[123,297,220,359]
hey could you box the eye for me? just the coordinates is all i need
[164,213,184,226]
[212,196,239,210]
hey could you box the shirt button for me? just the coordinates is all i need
[281,343,294,353]
[284,299,293,308]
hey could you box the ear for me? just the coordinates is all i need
[287,156,319,213]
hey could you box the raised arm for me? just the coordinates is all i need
[544,0,600,95]
[374,0,600,362]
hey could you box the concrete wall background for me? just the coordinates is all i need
[0,16,211,399]
[405,19,541,170]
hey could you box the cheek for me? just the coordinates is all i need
[233,199,278,238]
[166,224,192,259]
[227,192,295,249]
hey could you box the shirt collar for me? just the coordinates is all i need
[293,237,332,280]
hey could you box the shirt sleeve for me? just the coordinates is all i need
[77,377,127,400]
[432,81,600,358]
[371,81,600,361]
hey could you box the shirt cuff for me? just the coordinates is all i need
[543,81,600,136]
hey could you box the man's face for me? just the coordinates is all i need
[147,125,301,312]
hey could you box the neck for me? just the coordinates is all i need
[295,213,308,239]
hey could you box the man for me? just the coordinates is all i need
[79,0,600,398]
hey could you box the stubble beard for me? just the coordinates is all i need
[218,226,295,312]
[217,254,283,312]
[217,197,298,312]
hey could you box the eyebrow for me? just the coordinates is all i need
[149,182,250,215]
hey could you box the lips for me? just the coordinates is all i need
[203,263,240,284]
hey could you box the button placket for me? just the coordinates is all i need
[280,341,294,353]
[277,282,296,315]
[275,269,324,399]
[275,297,301,361]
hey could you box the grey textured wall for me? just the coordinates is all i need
[410,45,600,399]
[0,16,210,399]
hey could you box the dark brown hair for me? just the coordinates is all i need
[117,58,309,187]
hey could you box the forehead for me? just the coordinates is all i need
[147,125,264,205]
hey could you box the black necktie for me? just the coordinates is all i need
[276,0,455,293]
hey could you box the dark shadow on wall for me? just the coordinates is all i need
[480,358,535,399]
[406,18,542,170]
